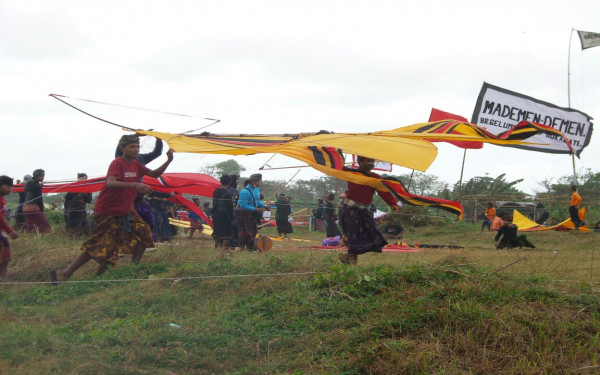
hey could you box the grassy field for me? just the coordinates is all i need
[0,223,598,374]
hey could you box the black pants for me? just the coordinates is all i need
[569,205,583,228]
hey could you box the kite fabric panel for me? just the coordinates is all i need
[13,173,219,227]
[427,108,482,149]
[512,208,589,232]
[297,147,464,219]
[387,120,574,153]
[136,129,439,172]
[131,120,574,219]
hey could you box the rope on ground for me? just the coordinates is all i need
[0,271,318,287]
[486,256,529,275]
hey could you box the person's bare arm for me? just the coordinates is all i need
[146,148,174,178]
[105,175,152,194]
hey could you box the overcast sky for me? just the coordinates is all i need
[1,0,599,195]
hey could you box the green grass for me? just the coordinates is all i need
[0,224,599,374]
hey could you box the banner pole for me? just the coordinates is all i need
[571,153,578,184]
[568,28,578,184]
[458,149,467,200]
[568,27,574,108]
[407,170,415,191]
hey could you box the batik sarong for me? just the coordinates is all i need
[314,218,326,231]
[22,203,51,233]
[81,208,154,268]
[0,235,12,264]
[339,204,388,255]
[236,210,258,249]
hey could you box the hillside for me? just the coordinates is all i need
[0,225,598,374]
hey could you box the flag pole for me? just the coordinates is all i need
[407,170,415,191]
[568,27,578,184]
[458,149,467,200]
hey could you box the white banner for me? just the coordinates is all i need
[471,82,593,156]
[577,30,600,50]
[351,154,392,172]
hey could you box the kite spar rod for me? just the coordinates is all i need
[49,94,136,131]
[458,149,467,201]
[50,93,222,136]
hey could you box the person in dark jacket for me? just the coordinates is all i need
[15,174,32,231]
[64,173,93,236]
[148,193,175,243]
[312,198,325,231]
[324,193,341,238]
[211,175,235,248]
[114,136,163,165]
[493,216,536,249]
[275,194,293,238]
[23,169,51,233]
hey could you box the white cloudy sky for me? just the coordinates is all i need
[1,0,598,195]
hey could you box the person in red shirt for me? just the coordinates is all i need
[0,175,19,278]
[338,156,399,265]
[568,185,585,229]
[51,135,174,283]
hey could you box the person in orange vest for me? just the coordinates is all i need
[481,202,496,232]
[568,185,585,229]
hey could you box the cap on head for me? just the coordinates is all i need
[118,134,140,148]
[219,175,232,185]
[33,169,45,178]
[0,175,13,186]
[23,174,33,183]
[357,155,375,163]
[248,173,262,182]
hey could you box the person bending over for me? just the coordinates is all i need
[493,216,535,249]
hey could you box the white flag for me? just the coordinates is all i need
[577,30,600,50]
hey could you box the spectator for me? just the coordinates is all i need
[275,194,293,238]
[211,175,235,248]
[23,169,51,233]
[64,172,93,236]
[0,175,19,278]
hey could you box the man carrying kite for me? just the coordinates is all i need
[51,135,174,283]
[338,156,399,265]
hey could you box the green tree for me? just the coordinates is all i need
[215,159,246,176]
[454,174,524,199]
[537,169,600,198]
[199,159,246,177]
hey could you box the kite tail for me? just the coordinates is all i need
[381,177,464,219]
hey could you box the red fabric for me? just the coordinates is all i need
[347,171,397,207]
[12,173,220,196]
[142,173,219,197]
[170,195,212,227]
[0,196,14,234]
[428,108,484,149]
[11,172,219,227]
[94,158,150,216]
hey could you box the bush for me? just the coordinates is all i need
[397,205,451,227]
[45,210,65,225]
